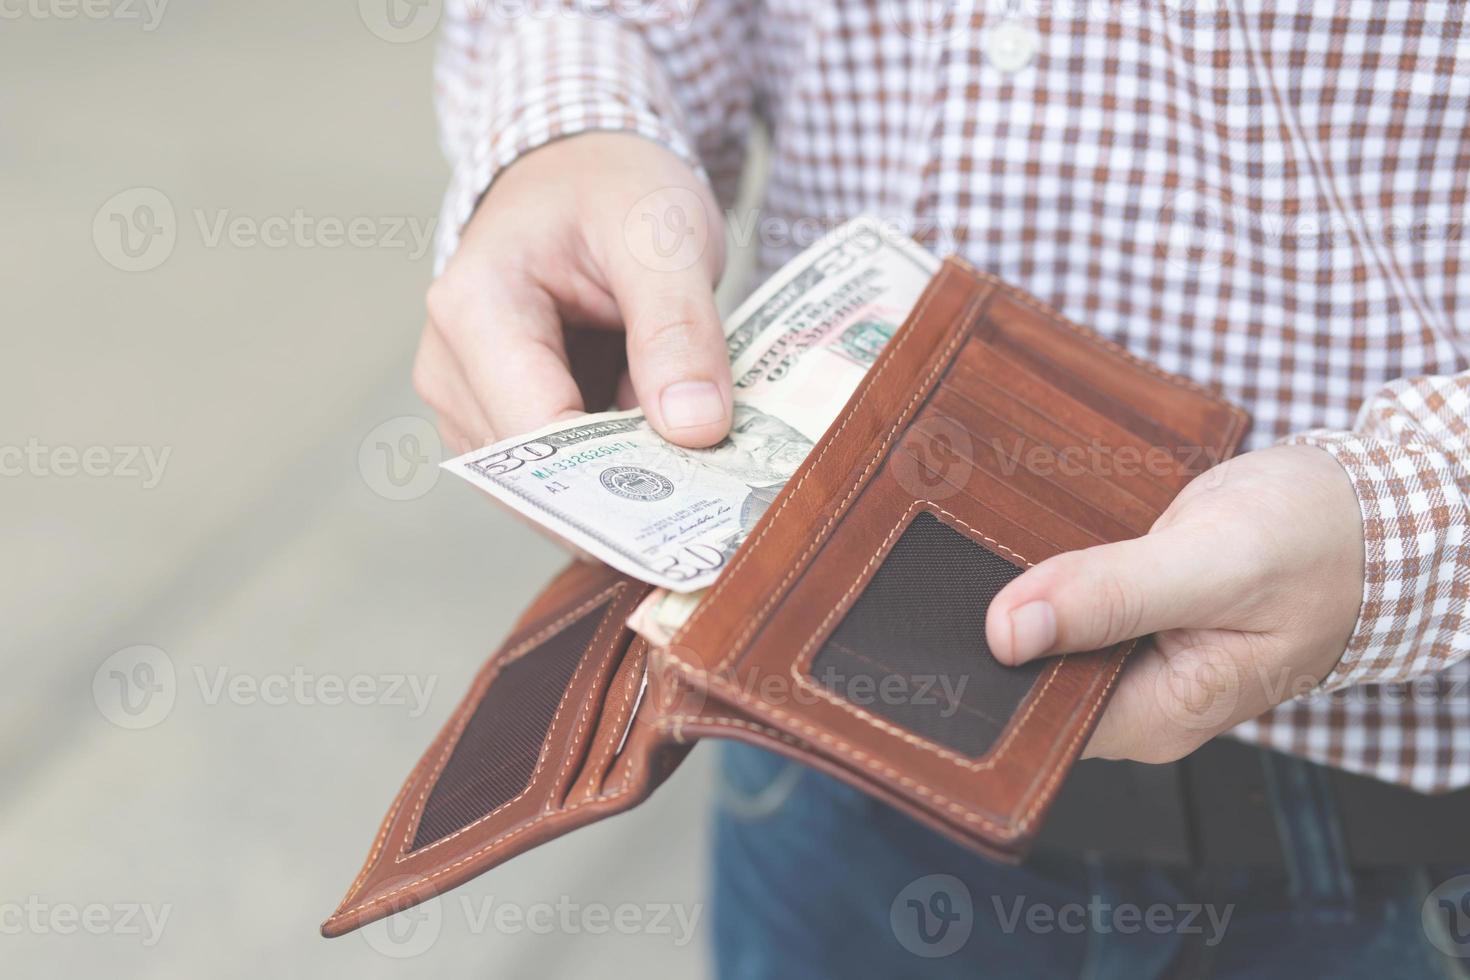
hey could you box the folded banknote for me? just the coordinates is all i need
[443,216,938,616]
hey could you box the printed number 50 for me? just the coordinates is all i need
[653,544,725,582]
[472,442,556,477]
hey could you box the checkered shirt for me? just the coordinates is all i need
[433,0,1470,792]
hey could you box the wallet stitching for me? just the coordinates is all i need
[682,272,981,674]
[668,629,1132,837]
[586,646,646,798]
[819,639,1012,728]
[394,584,626,863]
[667,681,1118,834]
[956,347,1192,496]
[611,667,704,794]
[670,713,803,752]
[334,614,642,925]
[963,357,1149,461]
[543,590,628,809]
[784,498,1060,772]
[662,713,1015,830]
[337,756,415,912]
[333,584,624,913]
[606,713,650,797]
[577,640,646,803]
[897,437,1118,552]
[332,781,644,924]
[954,343,1198,479]
[657,711,1021,837]
[931,381,1161,526]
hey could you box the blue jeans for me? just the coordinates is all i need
[710,743,1470,979]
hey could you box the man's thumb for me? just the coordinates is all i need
[985,529,1223,664]
[609,264,733,449]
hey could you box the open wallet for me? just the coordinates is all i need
[321,257,1249,937]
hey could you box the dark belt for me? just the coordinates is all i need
[1035,738,1470,868]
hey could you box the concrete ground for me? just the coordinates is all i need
[0,4,755,976]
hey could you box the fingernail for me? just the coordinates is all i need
[660,381,725,430]
[1007,601,1056,661]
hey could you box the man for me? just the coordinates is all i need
[411,1,1470,975]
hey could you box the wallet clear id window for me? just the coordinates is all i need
[808,510,1043,758]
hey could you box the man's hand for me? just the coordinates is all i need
[414,133,733,454]
[985,444,1366,763]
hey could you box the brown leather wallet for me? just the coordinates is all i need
[321,258,1248,938]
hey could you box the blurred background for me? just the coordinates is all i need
[1,3,762,975]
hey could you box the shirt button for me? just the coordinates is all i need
[984,18,1038,74]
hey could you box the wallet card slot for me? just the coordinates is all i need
[952,345,1190,508]
[929,383,1159,535]
[901,473,1078,561]
[896,436,1121,552]
[959,333,1203,475]
[980,291,1224,454]
[566,638,651,804]
[952,340,1203,488]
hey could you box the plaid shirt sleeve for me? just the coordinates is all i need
[432,1,755,270]
[1288,375,1470,691]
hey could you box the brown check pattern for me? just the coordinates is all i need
[434,0,1470,791]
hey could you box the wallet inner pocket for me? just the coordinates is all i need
[568,638,651,803]
[410,596,611,850]
[980,293,1205,454]
[808,510,1044,758]
[898,445,1107,555]
[924,385,1150,541]
[955,346,1189,507]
